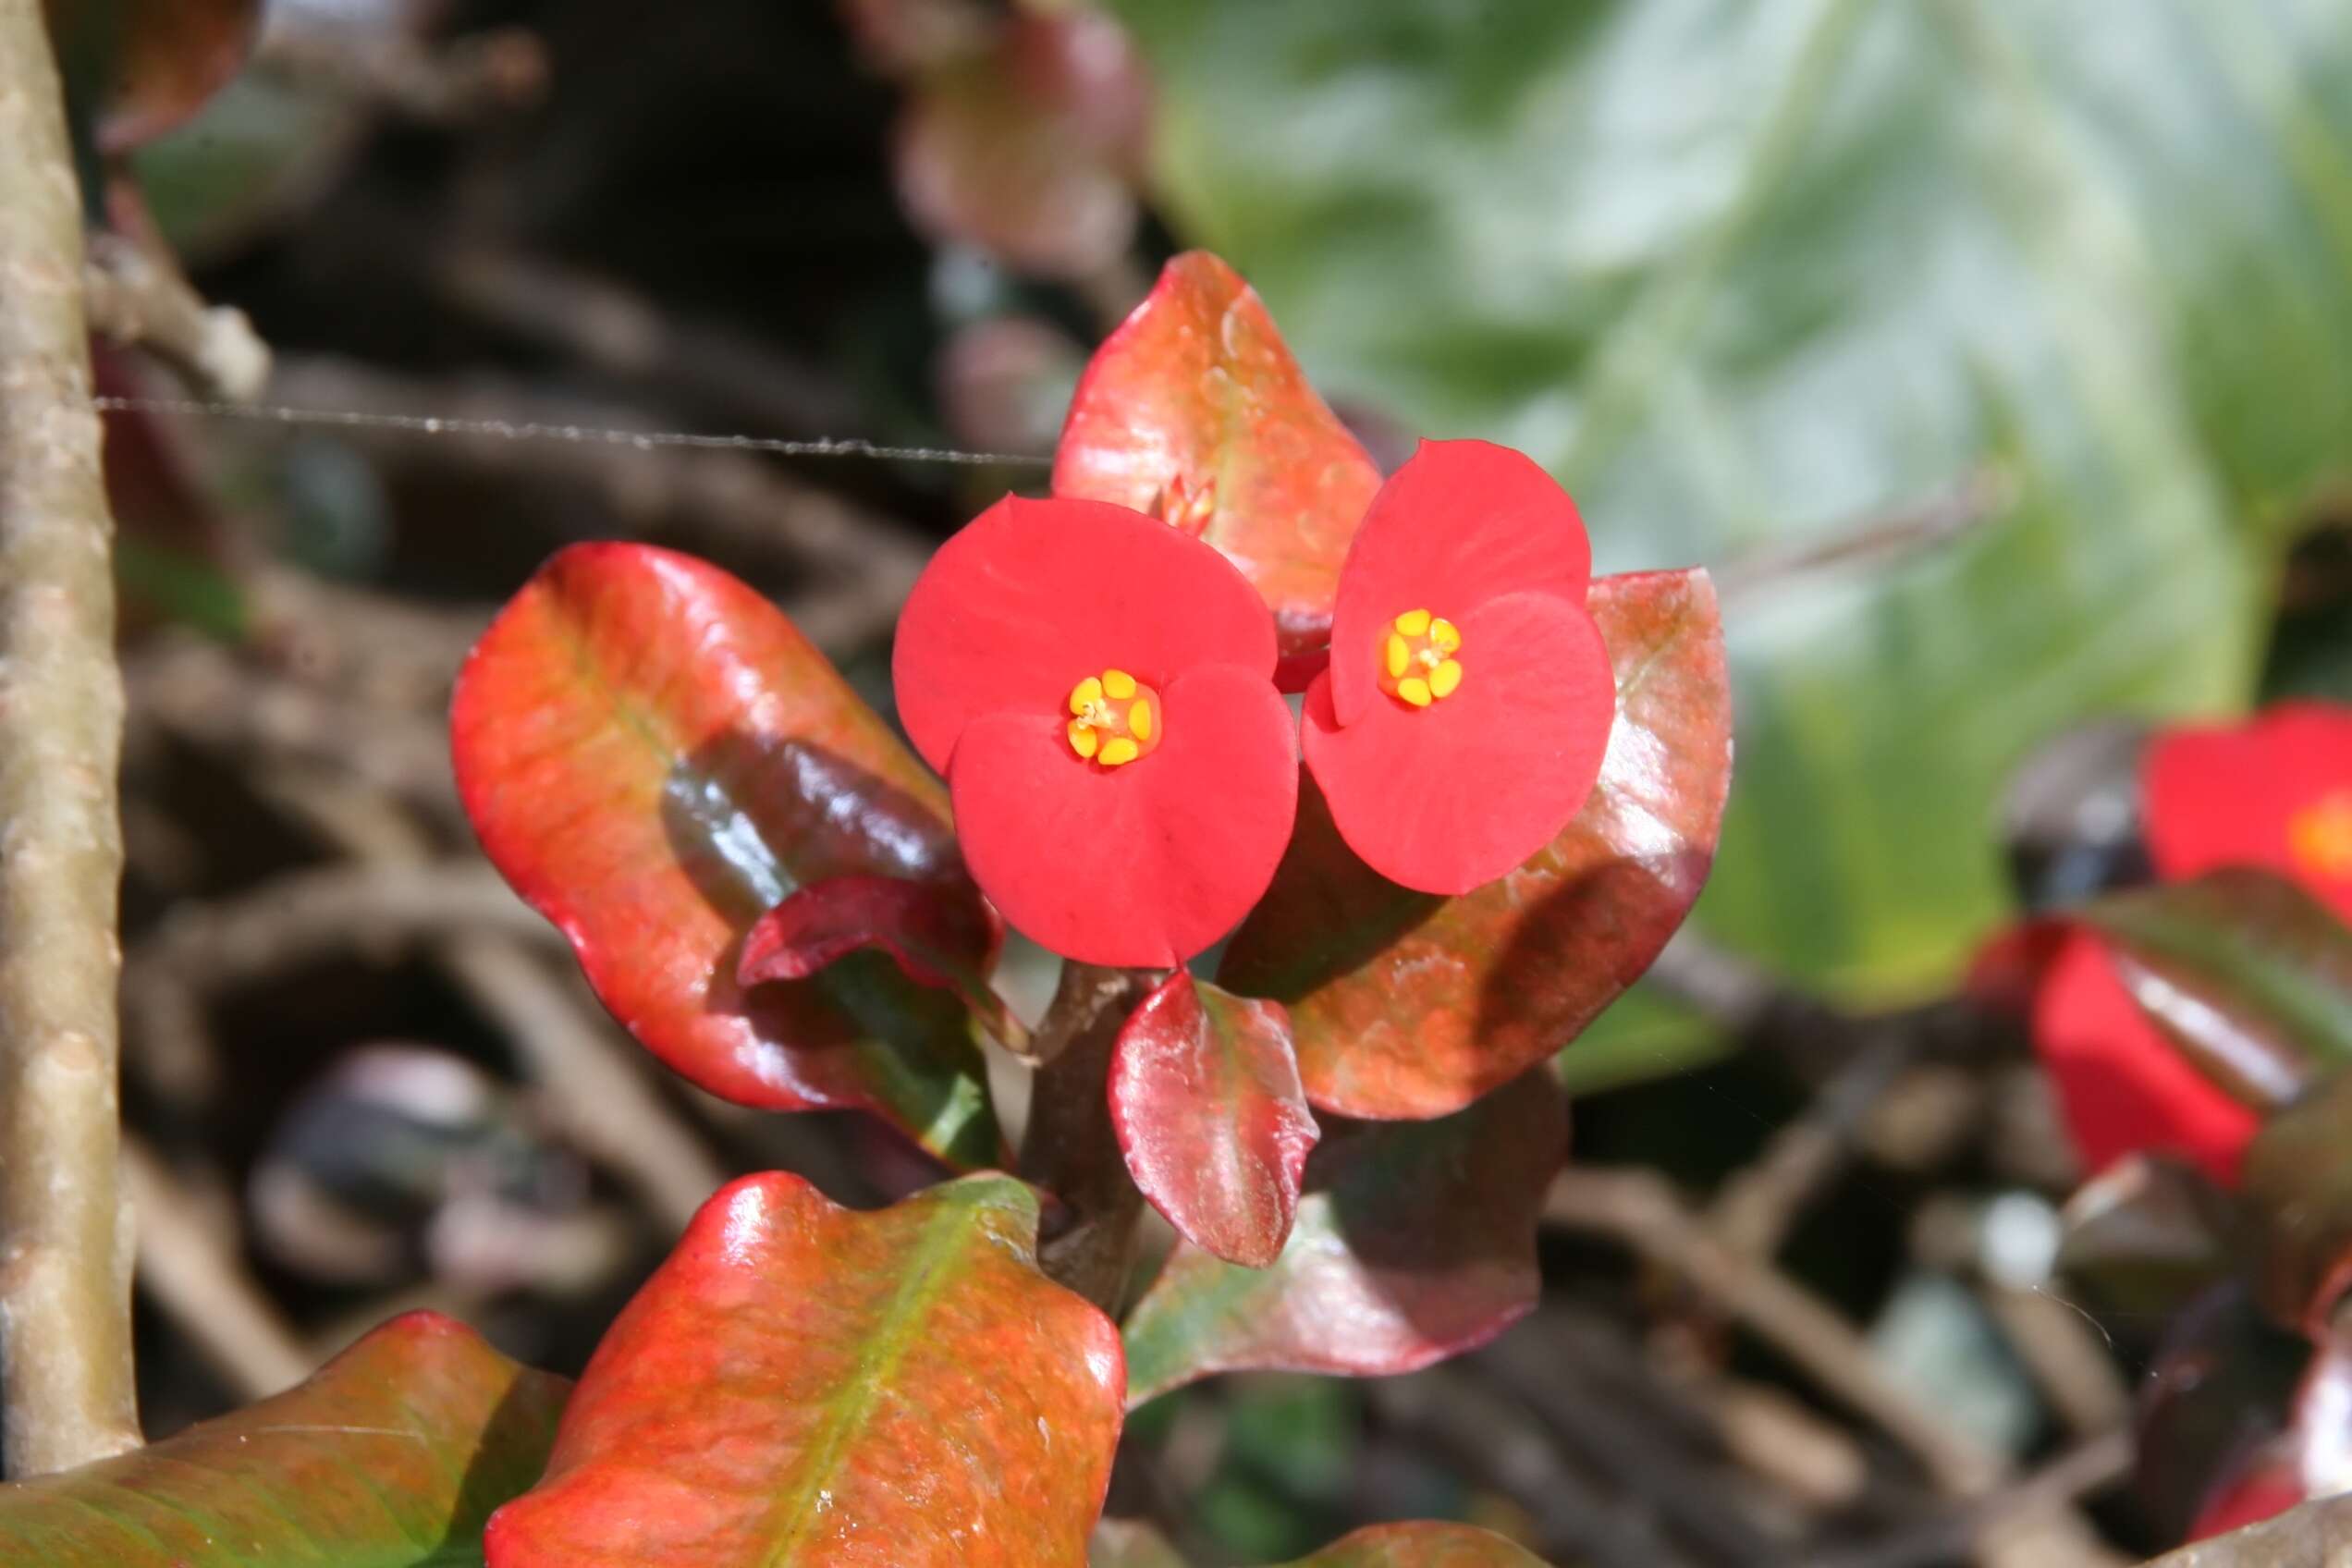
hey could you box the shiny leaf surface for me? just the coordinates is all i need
[1220,569,1729,1119]
[738,873,1024,1055]
[45,0,260,152]
[1109,969,1317,1268]
[2055,1154,2247,1322]
[1091,1520,1550,1567]
[1107,0,2352,993]
[1054,251,1385,687]
[1121,1069,1565,1403]
[895,10,1149,280]
[2076,870,2352,1105]
[0,1312,565,1567]
[451,543,998,1167]
[485,1171,1124,1568]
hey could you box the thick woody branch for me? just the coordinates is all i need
[0,0,141,1476]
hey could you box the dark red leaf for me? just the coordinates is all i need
[451,542,999,1167]
[485,1171,1124,1568]
[0,1312,565,1567]
[738,873,1026,1056]
[1091,1520,1550,1566]
[1121,1069,1565,1403]
[2056,1154,2247,1321]
[2133,1284,2312,1545]
[1109,970,1317,1268]
[1054,251,1385,690]
[2143,1491,2352,1564]
[1220,569,1731,1119]
[2244,1067,2352,1337]
[43,0,261,152]
[894,11,1147,280]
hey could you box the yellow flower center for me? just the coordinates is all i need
[1377,607,1464,709]
[1066,668,1160,768]
[2290,790,2352,880]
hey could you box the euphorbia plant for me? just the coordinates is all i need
[0,251,1729,1565]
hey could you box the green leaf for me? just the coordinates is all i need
[44,0,259,153]
[1121,1069,1565,1404]
[1104,0,2352,992]
[485,1172,1126,1568]
[0,1313,566,1567]
[451,543,1000,1168]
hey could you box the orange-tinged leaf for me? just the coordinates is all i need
[485,1171,1125,1568]
[43,0,260,152]
[1054,251,1384,690]
[0,1312,565,1567]
[1092,1520,1551,1566]
[1109,970,1317,1267]
[1121,1070,1565,1403]
[1220,569,1730,1119]
[451,543,998,1167]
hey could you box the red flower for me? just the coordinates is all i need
[2028,928,2258,1185]
[2146,702,2352,919]
[1300,440,1616,894]
[892,495,1297,966]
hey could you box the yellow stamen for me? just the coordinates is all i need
[1428,658,1463,699]
[1069,676,1103,715]
[1376,606,1465,709]
[1099,737,1141,767]
[2291,791,2352,880]
[1103,668,1137,700]
[1394,607,1432,637]
[1385,633,1411,680]
[1129,696,1153,741]
[1397,677,1432,708]
[1063,666,1163,765]
[1067,720,1098,759]
[1430,618,1461,653]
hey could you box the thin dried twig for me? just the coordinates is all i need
[0,0,142,1476]
[83,232,270,401]
[123,1141,312,1401]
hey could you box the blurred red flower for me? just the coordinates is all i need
[1300,439,1616,894]
[892,495,1297,966]
[2026,702,2352,1184]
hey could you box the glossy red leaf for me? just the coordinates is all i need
[1220,569,1731,1119]
[1121,1069,1565,1404]
[895,10,1148,280]
[1054,251,1385,690]
[1109,970,1317,1268]
[44,0,261,152]
[486,1171,1123,1568]
[0,1312,565,1567]
[1091,1520,1550,1566]
[738,873,1025,1055]
[451,542,999,1167]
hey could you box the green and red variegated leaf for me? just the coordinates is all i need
[486,1171,1124,1568]
[1221,569,1730,1119]
[1121,1069,1565,1404]
[1091,1519,1551,1565]
[43,0,260,152]
[1054,251,1384,690]
[451,542,999,1168]
[0,1312,565,1568]
[1109,969,1317,1268]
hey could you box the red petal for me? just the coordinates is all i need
[1303,590,1613,895]
[2034,930,2260,1186]
[2145,703,2352,920]
[891,495,1278,775]
[1329,440,1592,727]
[949,664,1297,964]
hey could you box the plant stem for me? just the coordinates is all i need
[0,0,141,1476]
[1020,962,1158,1312]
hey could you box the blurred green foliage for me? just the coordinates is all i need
[1110,0,2352,999]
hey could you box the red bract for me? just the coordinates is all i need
[1302,440,1616,895]
[2030,929,2259,1185]
[2146,703,2352,920]
[892,495,1297,966]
